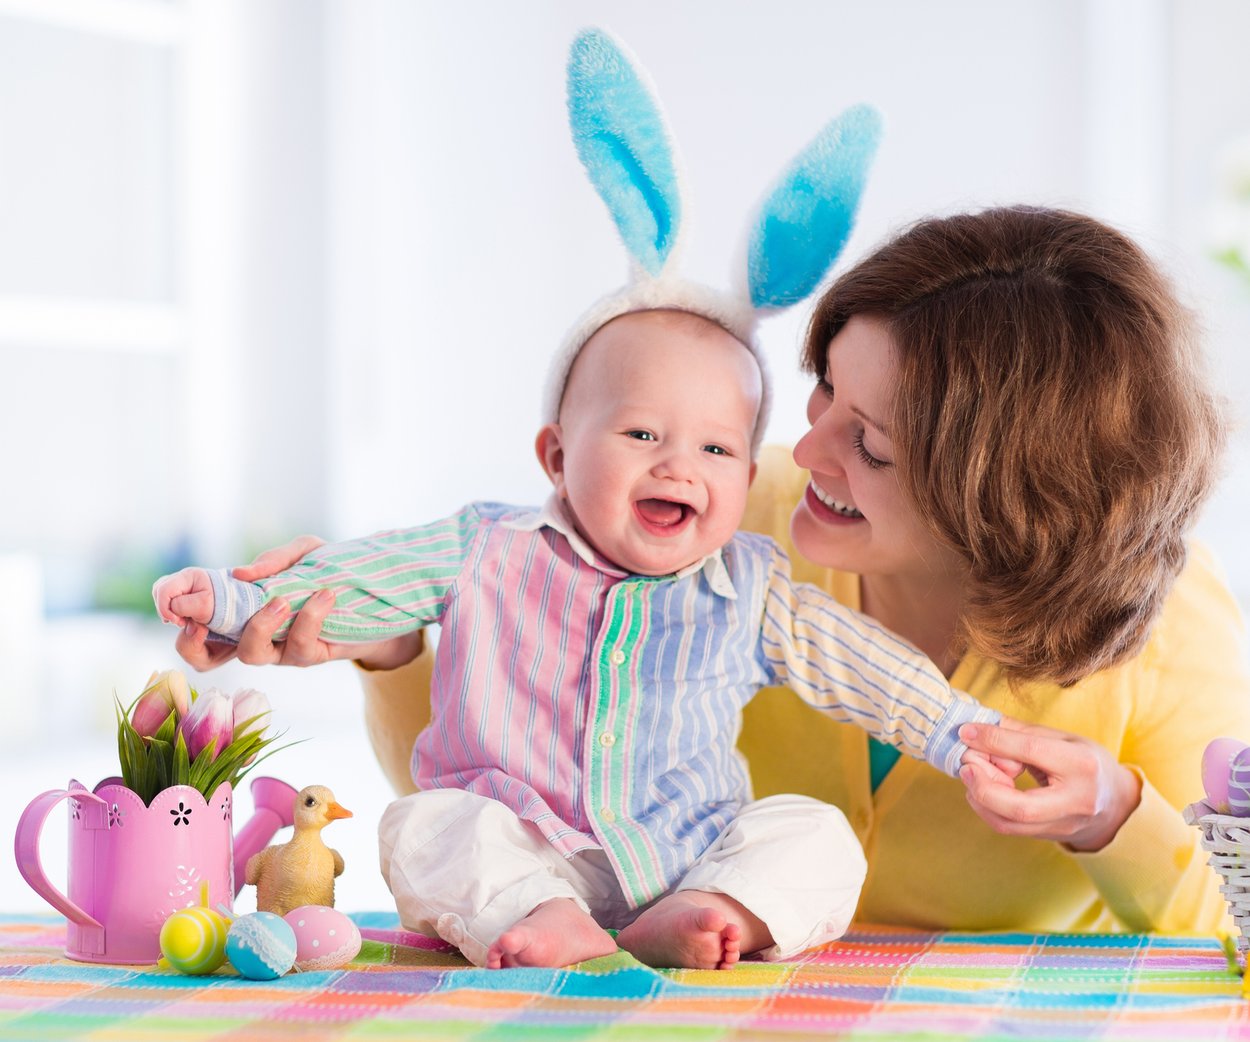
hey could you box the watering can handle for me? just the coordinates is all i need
[14,788,106,928]
[232,776,298,894]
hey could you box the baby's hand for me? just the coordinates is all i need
[152,568,216,628]
[957,716,1026,790]
[958,748,1019,790]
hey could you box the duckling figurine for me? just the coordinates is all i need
[245,785,353,916]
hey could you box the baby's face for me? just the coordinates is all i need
[538,310,761,576]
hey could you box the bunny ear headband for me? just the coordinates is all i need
[543,27,883,454]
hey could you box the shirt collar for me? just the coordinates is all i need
[502,494,737,599]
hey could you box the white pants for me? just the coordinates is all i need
[378,789,866,967]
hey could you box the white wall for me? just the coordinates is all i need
[321,0,1094,534]
[1168,1,1250,574]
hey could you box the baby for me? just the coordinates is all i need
[154,306,1001,971]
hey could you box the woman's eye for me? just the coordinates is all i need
[852,431,888,471]
[625,430,656,441]
[816,377,834,399]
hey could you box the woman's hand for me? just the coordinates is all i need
[173,535,423,672]
[957,719,1142,852]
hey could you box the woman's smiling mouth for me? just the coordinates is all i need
[809,481,864,519]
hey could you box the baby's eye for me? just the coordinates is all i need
[625,430,656,441]
[702,444,730,456]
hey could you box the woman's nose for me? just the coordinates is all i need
[793,406,844,476]
[792,425,821,470]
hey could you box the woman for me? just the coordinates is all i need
[181,206,1250,934]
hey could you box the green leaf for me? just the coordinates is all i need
[232,713,269,740]
[114,699,134,790]
[149,737,172,796]
[121,723,149,800]
[187,736,224,794]
[153,709,178,744]
[173,731,191,787]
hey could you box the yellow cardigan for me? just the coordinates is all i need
[358,445,1250,934]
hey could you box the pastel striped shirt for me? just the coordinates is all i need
[209,499,999,907]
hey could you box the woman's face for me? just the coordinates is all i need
[790,314,965,583]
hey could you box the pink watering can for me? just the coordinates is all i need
[14,775,298,964]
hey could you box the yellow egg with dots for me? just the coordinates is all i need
[159,907,230,975]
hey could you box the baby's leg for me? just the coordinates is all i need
[486,898,616,969]
[616,890,763,969]
[630,795,866,967]
[379,789,615,968]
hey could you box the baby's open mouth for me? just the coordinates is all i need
[635,498,693,529]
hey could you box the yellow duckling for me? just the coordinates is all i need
[246,785,352,917]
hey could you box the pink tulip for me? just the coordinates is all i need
[179,688,234,761]
[130,669,192,738]
[232,687,271,742]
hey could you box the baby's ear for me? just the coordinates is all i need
[535,424,567,493]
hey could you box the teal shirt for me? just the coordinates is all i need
[869,737,901,792]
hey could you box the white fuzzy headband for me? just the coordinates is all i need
[543,28,883,454]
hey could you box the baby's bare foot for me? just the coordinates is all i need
[485,899,617,969]
[617,894,752,969]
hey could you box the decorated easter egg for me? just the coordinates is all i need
[1229,747,1250,816]
[226,912,297,980]
[159,906,229,975]
[1202,737,1250,812]
[284,905,362,971]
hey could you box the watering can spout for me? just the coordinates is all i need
[233,776,298,894]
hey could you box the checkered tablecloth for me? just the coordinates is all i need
[3,914,1249,1040]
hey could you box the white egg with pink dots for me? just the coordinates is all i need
[282,905,362,971]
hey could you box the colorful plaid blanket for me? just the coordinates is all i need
[3,913,1249,1040]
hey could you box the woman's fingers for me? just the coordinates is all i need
[174,621,238,671]
[234,599,291,665]
[959,748,1017,787]
[962,760,1068,822]
[958,725,1142,851]
[276,590,336,666]
[960,760,1090,844]
[959,722,1074,776]
[232,535,325,582]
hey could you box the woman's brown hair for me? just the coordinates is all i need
[804,206,1226,686]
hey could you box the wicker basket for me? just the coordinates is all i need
[1185,800,1250,966]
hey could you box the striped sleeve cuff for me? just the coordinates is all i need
[207,568,268,642]
[924,698,1002,777]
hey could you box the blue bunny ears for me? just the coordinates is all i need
[545,28,882,451]
[748,104,882,308]
[566,29,681,278]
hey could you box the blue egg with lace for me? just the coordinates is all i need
[226,911,297,980]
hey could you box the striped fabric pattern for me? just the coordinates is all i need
[216,500,996,906]
[5,915,1250,1040]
